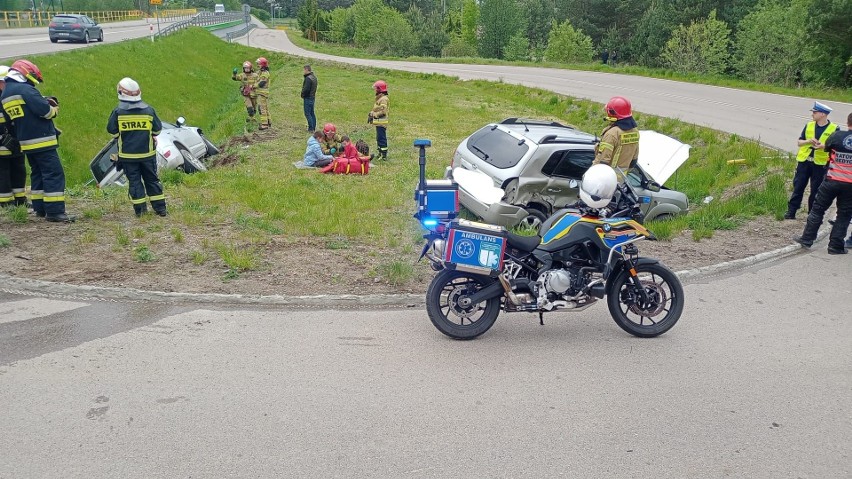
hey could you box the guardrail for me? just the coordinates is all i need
[156,11,250,38]
[225,24,258,43]
[0,9,197,28]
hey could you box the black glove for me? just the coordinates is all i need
[257,80,267,88]
[46,96,59,107]
[367,114,373,124]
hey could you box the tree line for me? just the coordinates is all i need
[296,0,851,88]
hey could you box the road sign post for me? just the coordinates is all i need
[150,0,162,38]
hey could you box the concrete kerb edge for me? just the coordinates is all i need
[0,230,827,308]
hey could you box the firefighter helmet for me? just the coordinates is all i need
[323,123,337,135]
[604,96,632,121]
[0,65,9,80]
[256,57,269,69]
[242,61,253,72]
[373,80,387,93]
[10,59,43,84]
[117,77,142,102]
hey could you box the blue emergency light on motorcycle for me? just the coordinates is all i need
[413,139,459,227]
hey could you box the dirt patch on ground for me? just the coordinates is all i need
[0,208,827,298]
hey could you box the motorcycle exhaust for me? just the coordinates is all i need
[499,275,522,305]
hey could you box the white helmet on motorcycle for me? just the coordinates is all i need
[117,77,142,102]
[580,164,618,209]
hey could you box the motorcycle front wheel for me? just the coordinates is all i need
[607,263,684,338]
[426,269,501,340]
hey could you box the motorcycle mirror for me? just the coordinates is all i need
[569,179,579,189]
[176,116,186,127]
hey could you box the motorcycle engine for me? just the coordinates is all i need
[540,269,575,295]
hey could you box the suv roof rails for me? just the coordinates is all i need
[538,135,597,145]
[500,118,574,130]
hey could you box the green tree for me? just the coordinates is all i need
[477,0,523,58]
[459,0,478,52]
[523,0,555,51]
[734,0,805,85]
[326,6,355,44]
[503,32,530,61]
[661,10,731,75]
[352,0,417,56]
[543,19,594,63]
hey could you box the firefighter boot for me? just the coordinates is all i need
[134,204,148,218]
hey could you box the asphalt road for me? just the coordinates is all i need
[0,18,181,61]
[238,27,852,155]
[1,249,850,477]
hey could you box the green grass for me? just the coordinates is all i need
[3,205,29,224]
[286,29,852,104]
[133,244,155,263]
[0,234,10,248]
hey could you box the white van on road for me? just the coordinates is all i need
[214,4,225,14]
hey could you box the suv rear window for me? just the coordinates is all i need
[541,150,594,179]
[466,126,529,169]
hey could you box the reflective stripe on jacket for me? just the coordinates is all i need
[595,124,639,171]
[371,94,389,125]
[1,79,59,154]
[256,70,270,96]
[107,101,162,161]
[825,130,852,184]
[796,121,838,165]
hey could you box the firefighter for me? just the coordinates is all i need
[232,60,258,124]
[320,122,342,156]
[593,96,640,181]
[368,80,389,160]
[107,78,165,217]
[1,59,74,222]
[0,65,27,208]
[255,57,271,130]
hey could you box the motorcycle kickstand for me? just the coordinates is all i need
[539,312,544,326]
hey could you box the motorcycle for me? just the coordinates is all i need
[413,140,684,340]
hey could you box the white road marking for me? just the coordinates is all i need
[0,298,89,325]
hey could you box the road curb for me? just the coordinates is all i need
[0,230,827,308]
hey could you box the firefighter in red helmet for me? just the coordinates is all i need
[594,96,639,179]
[1,59,74,222]
[320,122,342,156]
[255,57,271,130]
[0,65,28,209]
[368,80,389,160]
[232,60,258,125]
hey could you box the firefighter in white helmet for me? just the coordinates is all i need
[107,77,166,217]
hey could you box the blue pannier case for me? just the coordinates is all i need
[420,179,458,219]
[443,219,507,275]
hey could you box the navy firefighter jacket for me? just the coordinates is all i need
[1,78,59,154]
[107,101,162,161]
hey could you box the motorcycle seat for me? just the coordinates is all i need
[507,232,541,252]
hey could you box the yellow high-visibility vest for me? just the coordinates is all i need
[796,121,838,165]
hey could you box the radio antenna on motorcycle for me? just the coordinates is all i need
[413,139,432,220]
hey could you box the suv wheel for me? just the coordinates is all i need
[519,208,547,232]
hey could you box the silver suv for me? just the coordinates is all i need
[446,118,690,230]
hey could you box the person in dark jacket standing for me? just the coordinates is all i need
[0,65,27,208]
[1,59,73,222]
[107,77,165,217]
[301,65,317,132]
[793,112,852,254]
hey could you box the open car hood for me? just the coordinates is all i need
[451,167,505,206]
[636,130,690,185]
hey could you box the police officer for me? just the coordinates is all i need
[1,59,73,222]
[593,96,639,180]
[793,112,852,255]
[255,57,271,130]
[785,101,838,219]
[0,65,27,208]
[107,78,166,217]
[368,80,389,160]
[232,61,258,124]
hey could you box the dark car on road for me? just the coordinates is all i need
[48,14,103,43]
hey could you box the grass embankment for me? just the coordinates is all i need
[0,28,792,285]
[285,30,852,104]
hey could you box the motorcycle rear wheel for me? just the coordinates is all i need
[607,263,684,338]
[426,269,501,340]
